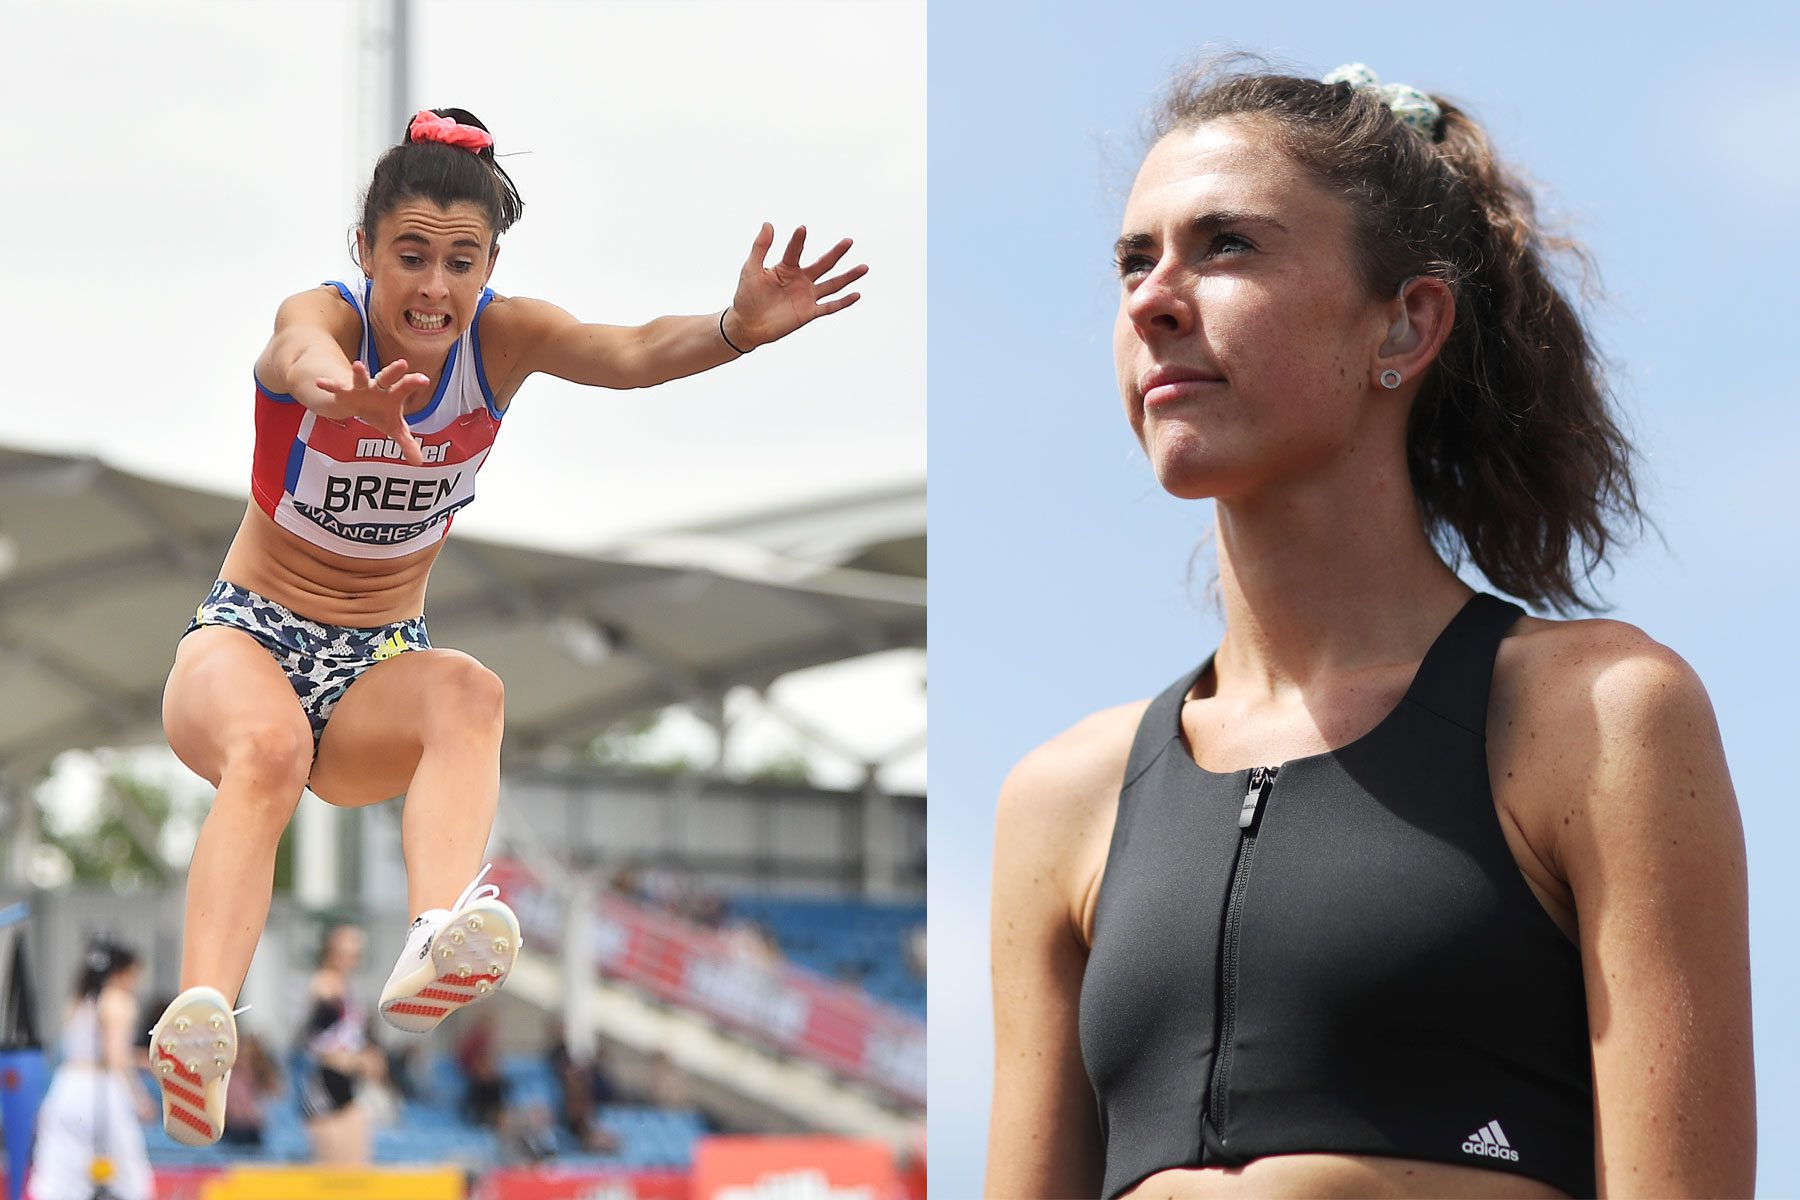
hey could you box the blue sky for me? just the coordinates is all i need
[928,2,1800,1195]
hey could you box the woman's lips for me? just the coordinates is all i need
[1141,366,1226,408]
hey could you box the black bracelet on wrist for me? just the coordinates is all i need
[719,309,750,355]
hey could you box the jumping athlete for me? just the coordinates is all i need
[986,61,1753,1198]
[149,107,865,1146]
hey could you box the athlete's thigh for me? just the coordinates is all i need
[308,647,499,808]
[163,627,313,785]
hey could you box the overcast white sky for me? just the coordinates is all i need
[5,0,925,791]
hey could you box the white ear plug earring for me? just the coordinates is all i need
[1380,369,1403,389]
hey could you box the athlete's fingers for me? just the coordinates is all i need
[389,371,431,400]
[350,360,372,390]
[747,222,775,271]
[814,292,861,317]
[382,420,426,466]
[814,263,868,299]
[804,237,854,281]
[315,376,349,396]
[779,225,807,269]
[372,360,412,390]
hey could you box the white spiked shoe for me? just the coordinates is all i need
[379,862,522,1034]
[148,986,244,1146]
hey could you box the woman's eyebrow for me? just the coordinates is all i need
[1193,209,1289,236]
[1114,210,1291,259]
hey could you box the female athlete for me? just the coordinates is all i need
[148,107,864,1146]
[986,61,1753,1198]
[27,939,153,1200]
[297,924,383,1165]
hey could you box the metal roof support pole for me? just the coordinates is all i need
[562,874,595,1056]
[660,694,728,878]
[860,769,897,901]
[2,771,36,889]
[294,792,342,914]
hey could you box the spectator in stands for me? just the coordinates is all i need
[608,861,645,903]
[690,892,728,930]
[221,1030,282,1147]
[299,923,384,1164]
[905,923,926,979]
[383,1036,423,1103]
[721,917,783,968]
[501,1099,563,1164]
[353,1024,404,1129]
[456,1011,508,1127]
[545,1017,622,1154]
[645,1050,690,1111]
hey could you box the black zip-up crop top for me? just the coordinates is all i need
[1078,594,1595,1199]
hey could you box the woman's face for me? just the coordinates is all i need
[1113,118,1395,501]
[356,199,497,368]
[325,925,365,971]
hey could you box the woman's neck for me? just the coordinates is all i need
[1211,445,1471,696]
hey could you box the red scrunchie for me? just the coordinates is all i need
[409,110,494,152]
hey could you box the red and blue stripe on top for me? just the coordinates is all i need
[249,277,504,560]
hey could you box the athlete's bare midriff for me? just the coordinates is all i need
[1121,1154,1570,1199]
[217,502,444,627]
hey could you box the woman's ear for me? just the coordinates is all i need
[1373,275,1455,386]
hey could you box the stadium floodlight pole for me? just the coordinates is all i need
[389,0,410,141]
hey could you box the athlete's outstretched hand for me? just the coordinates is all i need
[314,359,432,466]
[723,224,866,351]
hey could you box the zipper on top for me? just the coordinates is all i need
[1210,764,1279,1143]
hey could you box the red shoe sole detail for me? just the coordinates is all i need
[154,1044,203,1087]
[163,1080,206,1110]
[437,972,501,988]
[385,1002,449,1018]
[168,1101,215,1139]
[417,988,475,1004]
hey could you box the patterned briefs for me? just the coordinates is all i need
[184,580,431,746]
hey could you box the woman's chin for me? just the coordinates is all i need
[1148,454,1231,502]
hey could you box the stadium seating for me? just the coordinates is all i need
[726,895,925,1015]
[139,1052,707,1170]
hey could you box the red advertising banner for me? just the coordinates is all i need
[691,1137,897,1200]
[152,1168,223,1200]
[472,1167,689,1200]
[488,863,924,1107]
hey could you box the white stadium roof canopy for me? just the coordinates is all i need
[0,446,923,776]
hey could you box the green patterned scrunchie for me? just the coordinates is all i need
[1322,63,1443,139]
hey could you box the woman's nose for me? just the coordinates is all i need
[1125,261,1192,338]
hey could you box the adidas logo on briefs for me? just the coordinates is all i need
[1461,1119,1520,1162]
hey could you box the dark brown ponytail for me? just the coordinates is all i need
[1153,56,1640,613]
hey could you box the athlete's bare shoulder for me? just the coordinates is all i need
[463,292,575,402]
[1000,701,1152,827]
[468,293,567,339]
[996,701,1153,943]
[257,284,362,379]
[1494,612,1708,742]
[1491,611,1722,871]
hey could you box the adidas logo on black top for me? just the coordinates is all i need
[1462,1119,1520,1162]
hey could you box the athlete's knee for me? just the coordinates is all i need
[422,654,505,739]
[217,722,314,805]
